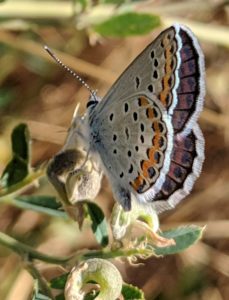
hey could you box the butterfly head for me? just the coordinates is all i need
[64,115,88,153]
[86,93,101,114]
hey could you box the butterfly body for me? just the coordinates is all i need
[48,23,205,213]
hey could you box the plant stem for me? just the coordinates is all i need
[26,263,54,299]
[0,168,45,198]
[0,231,152,266]
[1,195,68,218]
[0,1,75,20]
[0,231,70,264]
[76,248,152,262]
[0,31,117,84]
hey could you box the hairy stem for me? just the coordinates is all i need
[76,248,152,262]
[0,231,152,265]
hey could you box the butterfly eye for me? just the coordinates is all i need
[87,100,98,109]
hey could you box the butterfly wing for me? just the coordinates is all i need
[89,24,205,211]
[152,123,204,213]
[89,93,173,209]
[96,24,205,136]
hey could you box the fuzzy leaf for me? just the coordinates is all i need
[84,201,109,247]
[1,124,29,187]
[154,226,204,256]
[94,12,160,37]
[122,283,145,299]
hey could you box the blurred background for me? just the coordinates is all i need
[0,0,228,299]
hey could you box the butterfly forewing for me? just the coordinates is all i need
[97,26,180,113]
[96,24,204,137]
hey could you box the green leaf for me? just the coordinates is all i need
[17,195,61,209]
[99,0,125,4]
[74,0,88,10]
[50,272,69,289]
[11,123,29,161]
[178,266,207,296]
[55,293,65,300]
[0,88,15,108]
[84,201,109,247]
[1,123,30,187]
[94,12,161,37]
[1,158,28,187]
[13,195,67,218]
[122,283,145,300]
[154,226,204,256]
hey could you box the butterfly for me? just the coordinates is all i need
[47,23,205,214]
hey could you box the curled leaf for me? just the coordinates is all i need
[110,202,160,241]
[65,258,122,300]
[47,147,102,208]
[66,163,102,205]
[110,203,131,240]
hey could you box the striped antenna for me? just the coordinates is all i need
[44,46,97,100]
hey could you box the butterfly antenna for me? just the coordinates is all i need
[44,46,97,101]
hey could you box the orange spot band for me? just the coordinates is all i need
[159,37,173,107]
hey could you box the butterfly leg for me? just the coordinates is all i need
[112,185,132,211]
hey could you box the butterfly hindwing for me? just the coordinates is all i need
[152,124,204,213]
[89,93,173,208]
[172,25,205,136]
